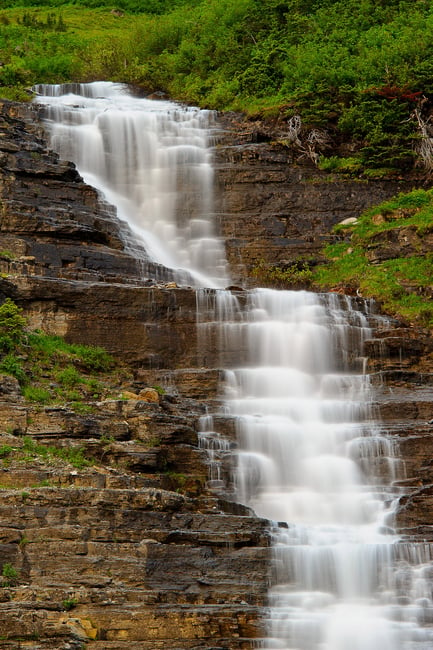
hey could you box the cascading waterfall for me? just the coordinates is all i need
[200,289,433,650]
[33,82,229,288]
[34,83,433,650]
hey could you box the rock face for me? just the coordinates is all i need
[213,113,429,283]
[0,99,431,649]
[366,325,433,539]
[0,101,271,649]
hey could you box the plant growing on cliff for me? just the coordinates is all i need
[1,562,19,587]
[62,597,78,611]
[56,365,83,388]
[0,300,127,408]
[312,189,433,327]
[3,0,433,170]
[252,259,314,289]
[22,435,92,469]
[0,354,27,384]
[22,386,51,404]
[0,298,26,354]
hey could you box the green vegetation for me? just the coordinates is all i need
[0,298,128,406]
[312,189,433,327]
[1,562,19,586]
[1,0,433,170]
[21,435,92,468]
[62,597,78,611]
[252,259,314,288]
[0,298,27,354]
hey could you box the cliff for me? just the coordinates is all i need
[0,100,431,648]
[213,113,431,284]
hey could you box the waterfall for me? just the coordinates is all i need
[33,82,229,288]
[34,83,433,650]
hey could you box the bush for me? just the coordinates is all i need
[56,365,82,388]
[2,562,19,586]
[0,299,26,354]
[0,353,27,384]
[22,386,52,404]
[71,344,114,372]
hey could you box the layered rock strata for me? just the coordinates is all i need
[0,101,271,649]
[0,99,431,649]
[213,113,429,283]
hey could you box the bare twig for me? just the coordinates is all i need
[412,107,433,172]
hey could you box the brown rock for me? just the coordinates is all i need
[138,388,160,403]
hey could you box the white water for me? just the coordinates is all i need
[198,289,433,649]
[35,83,433,649]
[33,82,229,288]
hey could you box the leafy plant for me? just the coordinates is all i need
[0,354,27,384]
[0,445,13,458]
[1,562,19,586]
[62,597,78,611]
[0,250,16,260]
[22,436,92,469]
[313,188,433,327]
[22,386,52,404]
[252,259,314,288]
[56,365,82,388]
[318,156,362,174]
[0,298,26,354]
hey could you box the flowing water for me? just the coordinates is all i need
[33,82,229,288]
[34,83,433,650]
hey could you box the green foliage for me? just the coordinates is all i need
[69,344,114,372]
[0,250,16,260]
[22,386,52,403]
[252,259,314,288]
[313,188,433,327]
[0,298,26,354]
[62,598,78,611]
[1,562,19,586]
[22,436,92,469]
[70,401,93,414]
[56,365,82,388]
[27,332,114,375]
[318,156,362,174]
[0,354,27,384]
[0,445,13,458]
[0,0,432,168]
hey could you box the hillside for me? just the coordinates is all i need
[2,0,433,174]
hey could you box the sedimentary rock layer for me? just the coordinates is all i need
[0,99,431,649]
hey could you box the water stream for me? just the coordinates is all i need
[33,82,229,288]
[34,83,433,650]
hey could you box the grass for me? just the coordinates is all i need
[1,562,19,586]
[312,189,433,327]
[251,259,314,289]
[21,436,92,469]
[0,300,132,411]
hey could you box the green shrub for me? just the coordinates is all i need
[71,345,114,372]
[252,259,313,288]
[56,365,82,388]
[0,445,13,458]
[318,156,362,174]
[0,299,26,354]
[22,386,52,404]
[0,353,27,384]
[1,562,18,586]
[62,598,78,611]
[22,436,92,469]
